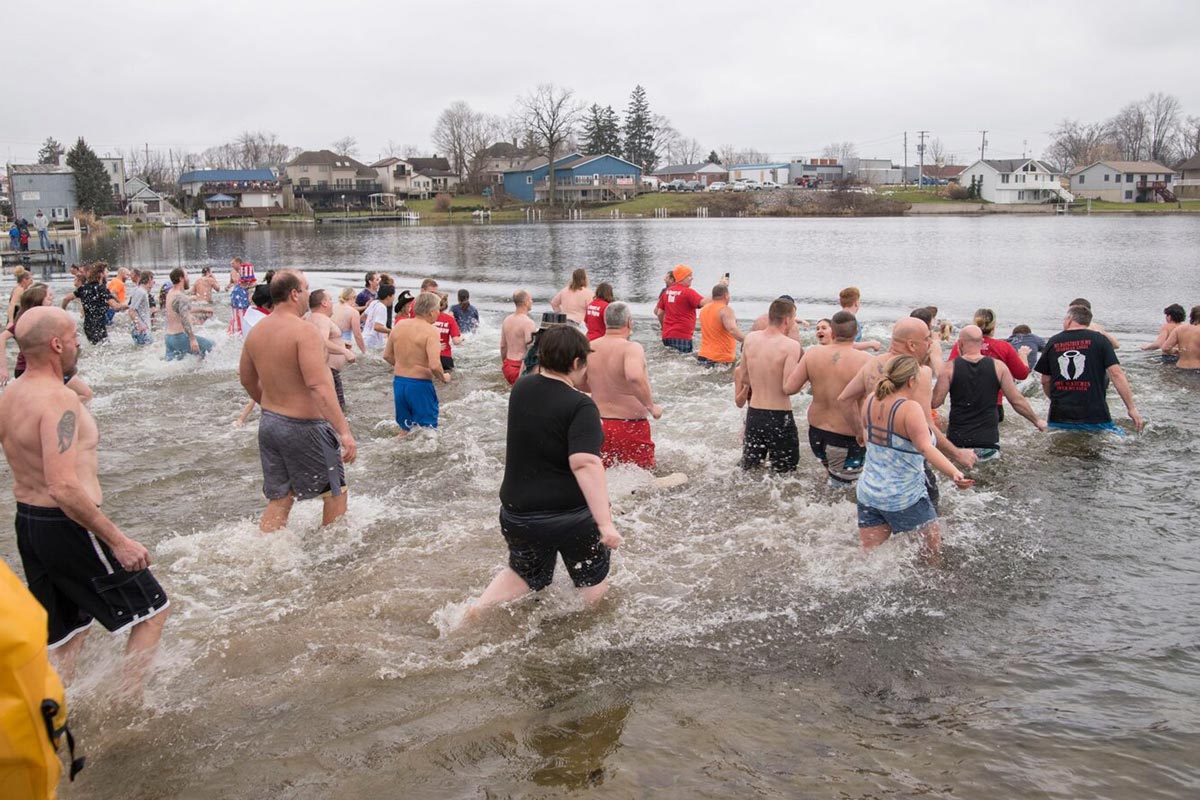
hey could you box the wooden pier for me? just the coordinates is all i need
[2,247,67,274]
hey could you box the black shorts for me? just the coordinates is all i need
[440,355,454,372]
[808,425,866,485]
[742,408,799,473]
[15,503,168,648]
[499,506,610,591]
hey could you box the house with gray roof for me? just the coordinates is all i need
[958,158,1072,204]
[283,150,382,209]
[1070,160,1177,202]
[6,163,77,222]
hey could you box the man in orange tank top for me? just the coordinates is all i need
[696,284,744,366]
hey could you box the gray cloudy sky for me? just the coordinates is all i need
[6,0,1198,167]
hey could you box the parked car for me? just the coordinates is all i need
[707,182,727,192]
[729,182,748,192]
[663,179,687,192]
[760,180,781,190]
[684,180,704,192]
[740,180,763,191]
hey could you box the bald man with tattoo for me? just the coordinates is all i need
[0,307,169,702]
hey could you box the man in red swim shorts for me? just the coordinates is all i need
[500,290,537,385]
[579,301,663,469]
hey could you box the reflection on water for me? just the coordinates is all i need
[0,218,1197,798]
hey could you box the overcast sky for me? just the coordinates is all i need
[5,0,1198,167]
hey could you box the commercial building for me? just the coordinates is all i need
[6,163,76,222]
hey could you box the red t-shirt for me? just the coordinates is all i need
[949,335,1030,403]
[585,298,609,341]
[655,284,704,340]
[435,313,460,357]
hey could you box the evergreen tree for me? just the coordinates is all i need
[599,106,621,154]
[581,105,606,155]
[38,137,65,165]
[705,150,721,165]
[622,85,657,172]
[66,137,114,214]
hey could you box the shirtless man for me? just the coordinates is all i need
[581,302,663,469]
[188,266,220,323]
[1162,305,1200,369]
[0,307,169,700]
[838,286,882,352]
[784,311,873,485]
[750,295,804,343]
[165,268,215,360]
[838,317,978,505]
[309,289,357,410]
[239,270,357,532]
[735,297,803,472]
[500,290,538,385]
[384,291,450,437]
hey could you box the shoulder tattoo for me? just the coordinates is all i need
[57,410,76,453]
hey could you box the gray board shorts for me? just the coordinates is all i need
[258,409,345,500]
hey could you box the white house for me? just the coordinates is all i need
[957,158,1072,204]
[1069,160,1176,203]
[728,162,790,184]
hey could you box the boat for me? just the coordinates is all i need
[163,218,210,229]
[225,219,259,227]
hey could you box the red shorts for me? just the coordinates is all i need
[601,418,655,470]
[503,359,523,385]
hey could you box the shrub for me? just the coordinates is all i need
[434,193,453,212]
[946,185,970,200]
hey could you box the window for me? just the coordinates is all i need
[1001,174,1010,184]
[1018,190,1025,200]
[1079,174,1086,184]
[526,176,533,185]
[1125,190,1133,199]
[1125,174,1133,183]
[301,165,309,173]
[1103,174,1109,182]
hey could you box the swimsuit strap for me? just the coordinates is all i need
[864,395,889,447]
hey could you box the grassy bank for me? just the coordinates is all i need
[1072,199,1200,213]
[877,187,975,204]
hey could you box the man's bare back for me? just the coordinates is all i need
[787,342,872,434]
[165,287,194,335]
[386,318,446,381]
[192,275,219,303]
[586,336,656,419]
[501,312,537,362]
[0,373,101,507]
[740,328,802,411]
[312,313,349,371]
[242,313,331,418]
[1166,323,1200,369]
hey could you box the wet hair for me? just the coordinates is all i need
[569,268,588,291]
[17,284,50,318]
[438,292,449,312]
[252,284,273,309]
[340,286,355,302]
[269,270,303,305]
[938,321,954,342]
[972,307,996,336]
[420,277,438,291]
[595,282,614,303]
[201,266,212,276]
[1191,305,1200,325]
[1164,303,1185,323]
[537,324,591,374]
[910,307,935,327]
[457,288,470,303]
[875,355,920,401]
[308,289,328,310]
[88,263,108,283]
[12,266,30,284]
[1011,324,1032,335]
[838,286,860,308]
[712,284,729,300]
[1069,297,1092,310]
[377,283,396,302]
[364,271,377,286]
[830,310,858,341]
[605,301,631,329]
[413,291,439,317]
[379,274,394,286]
[512,289,530,306]
[169,267,186,285]
[138,271,153,286]
[768,297,796,326]
[1066,304,1093,326]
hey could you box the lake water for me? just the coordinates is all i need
[4,216,1199,799]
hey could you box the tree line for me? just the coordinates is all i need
[1046,92,1200,173]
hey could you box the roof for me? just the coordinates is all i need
[289,149,373,169]
[7,163,73,175]
[1071,159,1177,175]
[565,154,643,173]
[179,169,276,184]
[205,193,235,202]
[729,163,789,170]
[921,164,968,179]
[371,157,405,168]
[503,152,586,174]
[128,187,164,200]
[417,169,458,178]
[1176,154,1200,172]
[653,163,711,176]
[406,157,453,172]
[980,158,1057,174]
[481,142,529,158]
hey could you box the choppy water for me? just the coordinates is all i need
[3,216,1199,799]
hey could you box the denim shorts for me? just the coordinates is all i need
[857,495,938,534]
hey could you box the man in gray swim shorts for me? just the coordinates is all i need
[239,270,357,531]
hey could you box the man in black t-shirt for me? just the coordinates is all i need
[1034,305,1143,433]
[466,326,623,622]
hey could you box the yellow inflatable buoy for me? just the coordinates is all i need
[0,560,84,799]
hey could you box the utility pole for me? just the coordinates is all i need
[903,131,908,185]
[979,130,988,161]
[917,130,928,190]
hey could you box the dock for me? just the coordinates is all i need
[2,247,68,275]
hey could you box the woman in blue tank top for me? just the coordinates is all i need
[857,355,973,556]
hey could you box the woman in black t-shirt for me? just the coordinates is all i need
[467,326,624,619]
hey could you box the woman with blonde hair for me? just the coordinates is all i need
[856,355,973,556]
[551,267,594,325]
[333,287,367,354]
[948,307,1030,420]
[6,266,33,324]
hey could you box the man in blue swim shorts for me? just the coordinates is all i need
[384,291,450,437]
[164,267,215,361]
[1035,304,1143,434]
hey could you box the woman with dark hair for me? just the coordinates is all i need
[61,262,128,345]
[856,355,972,556]
[467,325,622,618]
[584,282,614,340]
[550,268,594,325]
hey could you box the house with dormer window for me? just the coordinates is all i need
[957,158,1072,204]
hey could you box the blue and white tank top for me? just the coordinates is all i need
[856,396,928,511]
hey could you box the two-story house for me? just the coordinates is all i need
[1070,160,1177,202]
[957,158,1072,204]
[503,152,642,203]
[284,150,382,209]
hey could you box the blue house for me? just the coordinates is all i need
[502,152,642,203]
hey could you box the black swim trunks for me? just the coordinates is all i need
[499,505,610,591]
[808,425,866,485]
[440,355,454,372]
[742,408,799,473]
[15,503,169,648]
[258,409,345,501]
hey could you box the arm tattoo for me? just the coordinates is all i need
[57,411,76,453]
[173,294,194,337]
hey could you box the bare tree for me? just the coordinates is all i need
[718,144,737,170]
[1144,92,1181,163]
[1044,119,1118,173]
[673,137,703,165]
[1109,102,1147,161]
[928,137,946,166]
[331,136,359,157]
[520,84,583,207]
[820,141,858,163]
[651,114,680,166]
[1183,116,1200,160]
[432,101,474,177]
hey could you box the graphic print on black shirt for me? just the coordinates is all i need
[1034,329,1119,424]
